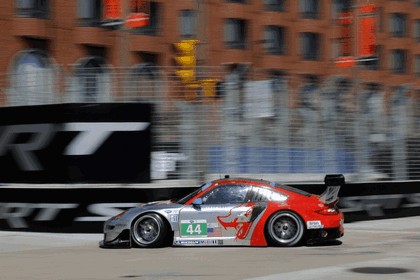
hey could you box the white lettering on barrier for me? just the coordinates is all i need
[0,122,150,171]
[0,203,77,228]
[74,203,141,222]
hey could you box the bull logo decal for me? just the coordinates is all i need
[217,204,265,239]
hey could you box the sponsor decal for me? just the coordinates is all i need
[176,239,221,246]
[306,220,324,229]
[169,214,179,223]
[177,240,200,245]
[180,219,208,237]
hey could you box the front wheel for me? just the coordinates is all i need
[266,211,305,247]
[131,213,168,248]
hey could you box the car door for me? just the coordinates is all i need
[178,184,252,245]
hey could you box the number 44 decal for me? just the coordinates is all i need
[180,220,208,237]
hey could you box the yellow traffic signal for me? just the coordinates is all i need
[175,69,195,84]
[173,40,199,85]
[201,79,219,98]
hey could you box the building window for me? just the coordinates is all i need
[331,0,352,19]
[74,56,111,102]
[16,0,49,19]
[415,20,420,42]
[415,55,420,77]
[179,10,196,39]
[225,0,246,3]
[264,0,285,12]
[299,0,320,19]
[128,63,160,101]
[264,26,285,55]
[77,0,102,27]
[368,45,381,70]
[224,19,247,49]
[389,13,407,37]
[10,49,54,106]
[390,49,407,74]
[299,32,321,60]
[134,2,159,35]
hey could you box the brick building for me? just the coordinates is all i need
[1,0,420,104]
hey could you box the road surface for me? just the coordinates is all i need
[0,216,419,280]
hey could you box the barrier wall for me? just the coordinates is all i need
[0,181,419,233]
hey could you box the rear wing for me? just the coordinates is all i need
[319,174,345,204]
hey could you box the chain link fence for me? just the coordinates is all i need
[1,65,420,183]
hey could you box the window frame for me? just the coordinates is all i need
[299,0,320,19]
[133,1,160,36]
[264,25,286,55]
[389,13,407,38]
[300,32,321,61]
[224,18,247,49]
[77,0,102,27]
[390,49,407,74]
[179,9,197,39]
[264,0,285,12]
[16,0,49,19]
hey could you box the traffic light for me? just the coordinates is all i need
[173,40,199,85]
[200,79,219,99]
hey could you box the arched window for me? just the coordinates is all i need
[127,63,160,101]
[10,49,55,106]
[71,56,111,102]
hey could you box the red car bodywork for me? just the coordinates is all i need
[184,178,344,246]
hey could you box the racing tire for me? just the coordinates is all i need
[131,213,168,248]
[265,211,305,247]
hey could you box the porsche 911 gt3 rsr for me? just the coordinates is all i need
[100,174,345,248]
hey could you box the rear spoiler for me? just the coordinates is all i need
[319,174,345,204]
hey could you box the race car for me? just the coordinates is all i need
[100,174,344,248]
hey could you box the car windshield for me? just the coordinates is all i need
[176,182,212,204]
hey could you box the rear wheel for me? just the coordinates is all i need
[266,211,305,247]
[131,213,168,248]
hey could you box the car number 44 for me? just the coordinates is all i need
[180,220,208,237]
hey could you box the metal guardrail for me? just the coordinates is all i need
[1,65,420,183]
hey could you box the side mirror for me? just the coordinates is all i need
[192,198,203,207]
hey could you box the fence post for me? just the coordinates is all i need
[391,85,409,180]
[222,66,245,174]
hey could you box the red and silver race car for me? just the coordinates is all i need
[100,174,344,248]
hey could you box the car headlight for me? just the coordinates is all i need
[111,210,128,220]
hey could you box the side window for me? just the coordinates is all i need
[250,187,288,202]
[201,185,250,205]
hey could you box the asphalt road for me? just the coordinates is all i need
[0,217,419,280]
